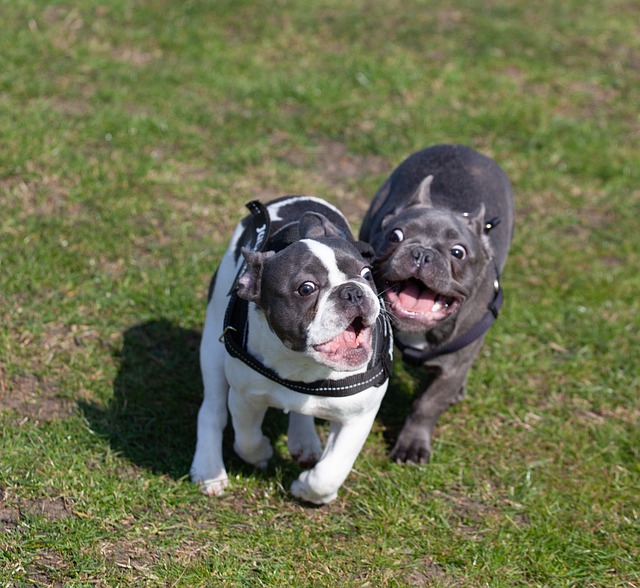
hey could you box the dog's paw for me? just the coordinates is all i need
[390,432,432,465]
[289,437,322,469]
[290,448,321,469]
[197,476,229,497]
[290,475,338,505]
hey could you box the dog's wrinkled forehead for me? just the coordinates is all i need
[303,238,369,280]
[393,207,467,235]
[264,238,366,285]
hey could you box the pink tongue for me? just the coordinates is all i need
[398,282,437,312]
[322,325,359,353]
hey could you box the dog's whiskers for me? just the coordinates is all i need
[376,284,396,297]
[379,301,400,323]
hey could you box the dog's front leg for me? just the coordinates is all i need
[391,351,478,464]
[191,393,229,496]
[228,389,274,468]
[290,409,378,505]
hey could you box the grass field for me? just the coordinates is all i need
[1,0,639,585]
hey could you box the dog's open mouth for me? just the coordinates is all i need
[313,317,373,368]
[385,278,460,329]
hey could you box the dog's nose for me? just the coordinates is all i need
[411,246,433,266]
[338,284,365,306]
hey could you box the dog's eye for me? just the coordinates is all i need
[297,281,317,296]
[450,245,467,260]
[389,229,404,243]
[360,267,373,281]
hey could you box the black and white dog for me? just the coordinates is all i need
[191,197,392,504]
[360,144,514,464]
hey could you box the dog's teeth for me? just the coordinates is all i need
[433,295,452,312]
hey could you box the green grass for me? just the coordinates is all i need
[1,0,639,585]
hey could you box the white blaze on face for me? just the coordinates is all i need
[301,239,379,347]
[302,239,348,286]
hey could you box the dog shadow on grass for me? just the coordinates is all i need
[80,319,298,482]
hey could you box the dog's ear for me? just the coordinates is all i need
[237,248,274,302]
[382,175,434,228]
[466,203,486,235]
[466,204,493,255]
[299,212,346,240]
[354,240,376,263]
[407,175,434,208]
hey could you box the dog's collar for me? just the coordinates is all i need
[395,265,503,366]
[221,199,393,397]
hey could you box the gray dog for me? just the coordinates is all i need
[360,144,514,463]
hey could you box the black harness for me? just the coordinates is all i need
[222,200,393,398]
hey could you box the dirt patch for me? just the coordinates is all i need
[0,488,73,587]
[1,488,75,583]
[4,173,82,221]
[99,538,160,581]
[0,504,20,531]
[431,486,529,540]
[25,550,69,588]
[40,321,104,353]
[405,557,460,587]
[23,496,73,521]
[575,405,640,427]
[0,321,105,425]
[0,487,74,532]
[0,371,74,424]
[433,488,494,519]
[539,393,640,427]
[309,139,389,184]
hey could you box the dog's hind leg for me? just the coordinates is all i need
[287,413,322,468]
[228,390,274,468]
